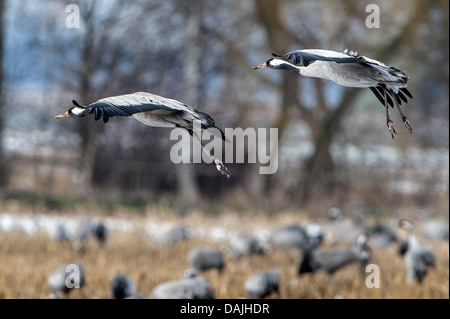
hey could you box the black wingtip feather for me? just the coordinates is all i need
[401,88,413,99]
[370,87,385,106]
[94,108,101,121]
[375,86,394,108]
[397,90,408,104]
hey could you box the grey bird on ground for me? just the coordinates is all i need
[421,219,449,241]
[92,221,109,246]
[298,233,371,276]
[364,222,398,249]
[162,225,190,247]
[49,222,71,241]
[54,92,230,178]
[110,273,136,299]
[230,233,265,258]
[48,262,85,298]
[72,217,109,252]
[245,269,279,299]
[151,269,214,299]
[398,219,436,285]
[271,223,323,250]
[188,246,224,272]
[253,49,413,139]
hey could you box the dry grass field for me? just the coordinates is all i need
[0,208,448,299]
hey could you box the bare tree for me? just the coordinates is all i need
[252,0,440,205]
[175,0,202,202]
[0,0,5,189]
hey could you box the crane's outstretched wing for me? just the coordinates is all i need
[76,92,198,123]
[73,91,227,141]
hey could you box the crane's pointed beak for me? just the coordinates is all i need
[54,110,70,119]
[252,62,267,70]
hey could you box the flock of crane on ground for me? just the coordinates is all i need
[47,209,446,299]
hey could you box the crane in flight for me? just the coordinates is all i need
[54,91,230,178]
[253,49,413,139]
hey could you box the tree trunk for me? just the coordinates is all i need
[175,1,201,202]
[254,0,297,196]
[76,2,99,195]
[0,0,6,189]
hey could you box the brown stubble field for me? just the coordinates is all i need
[0,210,448,299]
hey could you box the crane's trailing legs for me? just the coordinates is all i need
[191,131,230,179]
[213,158,230,179]
[391,89,413,134]
[383,86,397,139]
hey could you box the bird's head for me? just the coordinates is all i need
[54,100,88,119]
[398,219,414,233]
[252,58,287,70]
[356,232,370,248]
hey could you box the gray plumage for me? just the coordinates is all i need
[187,246,224,272]
[253,49,413,138]
[365,222,397,249]
[327,207,342,221]
[271,223,308,249]
[49,222,71,241]
[48,262,85,298]
[54,91,230,178]
[230,233,265,258]
[162,225,190,247]
[72,218,109,251]
[399,219,435,285]
[298,233,371,276]
[421,219,449,241]
[245,269,279,299]
[271,223,322,250]
[110,273,136,299]
[151,269,214,299]
[72,218,94,252]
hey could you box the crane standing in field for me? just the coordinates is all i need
[54,92,230,178]
[398,219,435,285]
[253,49,413,139]
[298,232,371,277]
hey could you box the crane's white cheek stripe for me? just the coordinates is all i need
[71,107,86,116]
[169,120,279,175]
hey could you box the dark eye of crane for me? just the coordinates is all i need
[267,58,274,64]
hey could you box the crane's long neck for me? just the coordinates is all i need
[271,59,302,75]
[407,231,420,250]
